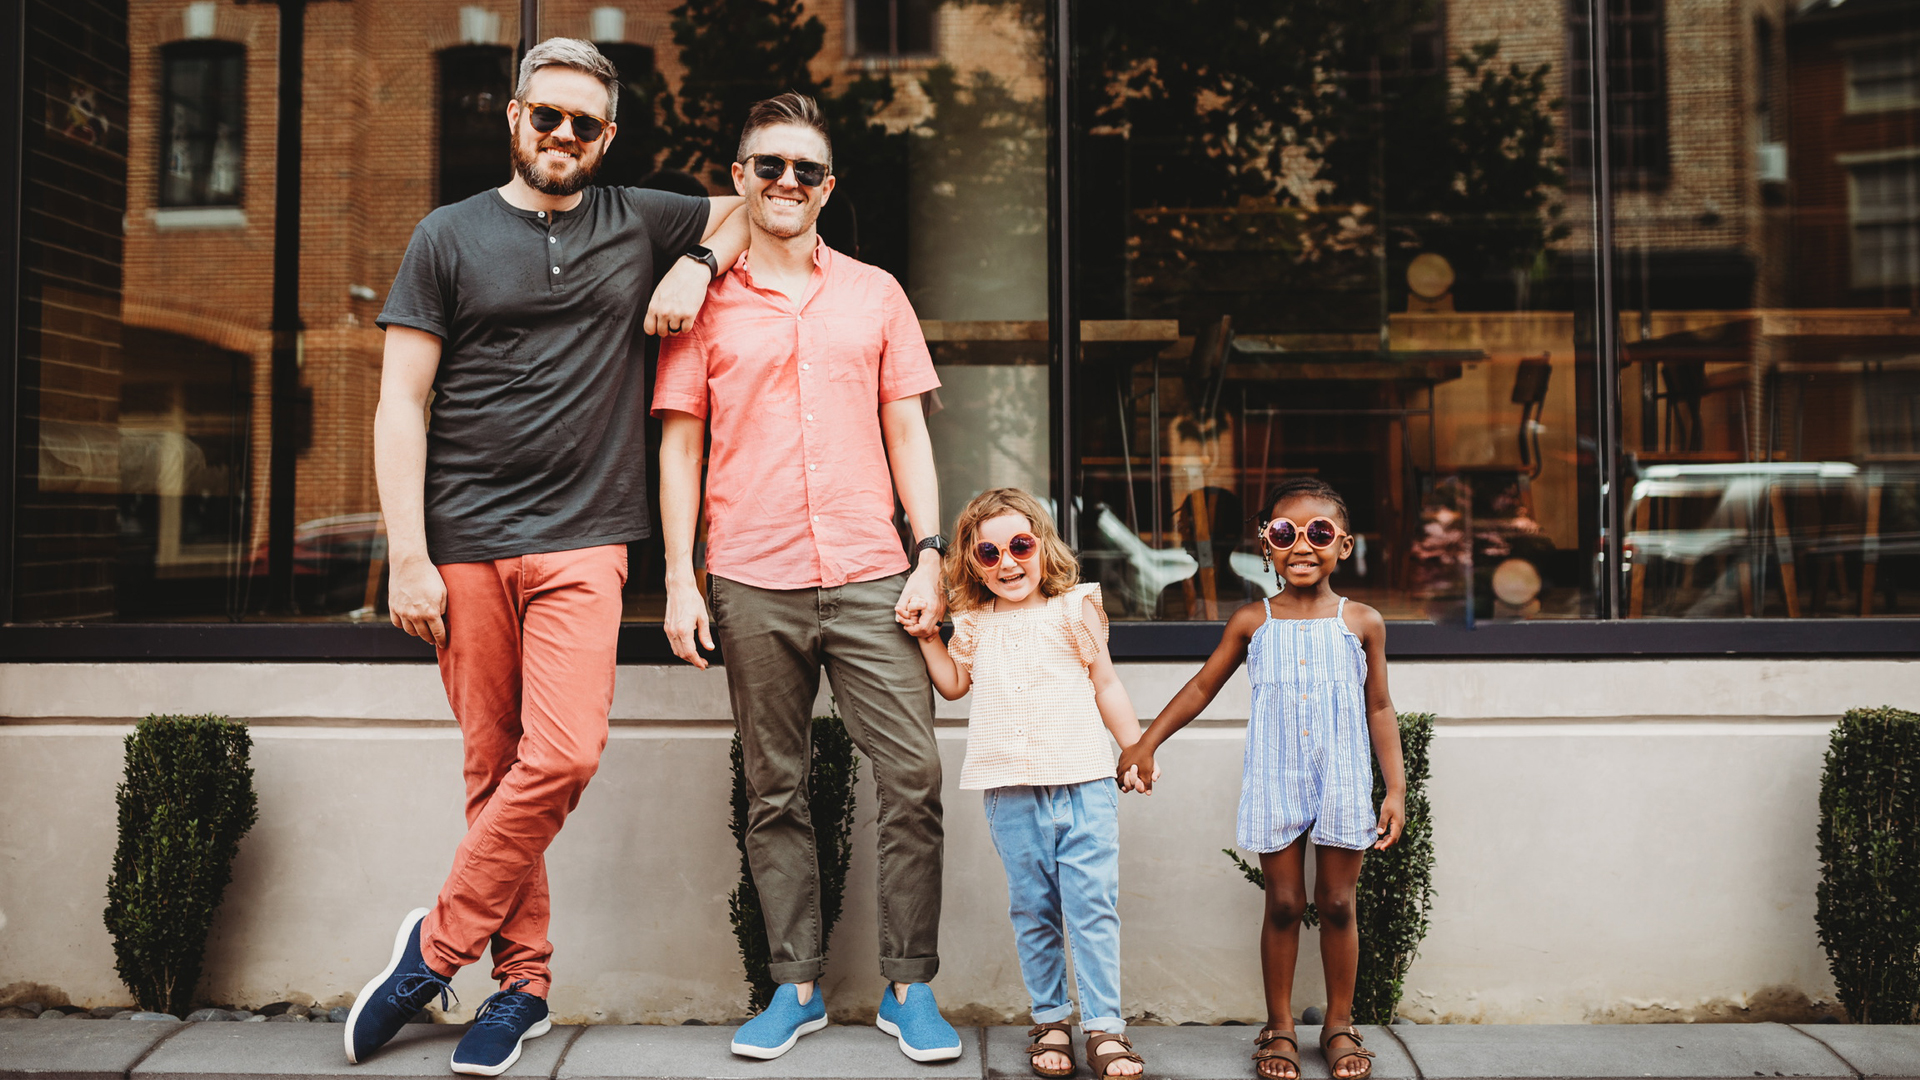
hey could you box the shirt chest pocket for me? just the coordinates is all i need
[816,314,883,387]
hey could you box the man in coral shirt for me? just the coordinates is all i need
[654,93,958,1063]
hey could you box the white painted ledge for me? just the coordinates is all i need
[2,658,1915,723]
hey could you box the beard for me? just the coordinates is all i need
[511,123,600,197]
[747,188,820,239]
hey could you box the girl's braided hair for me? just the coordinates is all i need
[1261,476,1352,531]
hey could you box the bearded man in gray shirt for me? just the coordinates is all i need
[346,38,747,1076]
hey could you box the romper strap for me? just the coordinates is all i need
[1262,597,1273,620]
[1335,595,1348,618]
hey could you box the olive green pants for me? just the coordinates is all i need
[708,571,944,985]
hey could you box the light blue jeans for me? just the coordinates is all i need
[984,779,1125,1034]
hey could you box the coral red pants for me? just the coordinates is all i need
[419,544,627,996]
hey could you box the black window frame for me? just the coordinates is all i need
[435,43,514,208]
[157,38,246,209]
[849,0,937,60]
[1567,0,1671,191]
[5,1,1920,661]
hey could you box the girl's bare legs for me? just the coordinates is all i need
[1314,844,1367,1078]
[1256,842,1309,1080]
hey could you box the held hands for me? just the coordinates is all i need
[1370,790,1407,850]
[644,256,714,337]
[894,559,945,638]
[1116,744,1162,794]
[900,597,941,640]
[388,557,449,648]
[664,577,716,669]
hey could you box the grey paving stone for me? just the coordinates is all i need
[558,1024,981,1080]
[0,1017,179,1080]
[129,1019,574,1080]
[984,1024,1416,1080]
[1794,1024,1920,1080]
[1394,1023,1854,1080]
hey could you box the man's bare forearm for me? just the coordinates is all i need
[374,397,431,565]
[881,398,941,549]
[658,413,705,584]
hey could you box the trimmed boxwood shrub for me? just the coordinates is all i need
[1225,711,1436,1024]
[728,711,861,1012]
[1816,705,1920,1024]
[102,715,259,1016]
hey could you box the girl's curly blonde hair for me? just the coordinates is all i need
[943,487,1079,613]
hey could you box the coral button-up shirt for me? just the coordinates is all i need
[652,242,940,591]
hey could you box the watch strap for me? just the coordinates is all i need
[686,245,719,278]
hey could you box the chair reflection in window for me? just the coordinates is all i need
[1513,355,1551,479]
[1155,487,1273,621]
[1624,321,1920,617]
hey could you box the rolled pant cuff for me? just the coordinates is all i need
[1031,1004,1075,1025]
[1082,1016,1127,1034]
[879,956,940,985]
[768,958,826,985]
[418,924,465,981]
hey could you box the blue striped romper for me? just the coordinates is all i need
[1237,595,1379,853]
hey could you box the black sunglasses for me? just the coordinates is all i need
[524,102,608,144]
[742,153,831,188]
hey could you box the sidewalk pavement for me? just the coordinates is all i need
[3,1019,1916,1080]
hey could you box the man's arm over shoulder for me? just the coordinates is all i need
[626,189,743,259]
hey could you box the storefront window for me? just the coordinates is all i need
[1069,1,1601,622]
[9,1,1918,638]
[12,0,1048,625]
[1616,0,1920,619]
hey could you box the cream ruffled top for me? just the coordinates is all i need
[950,583,1116,790]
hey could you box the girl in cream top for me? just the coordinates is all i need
[910,487,1152,1079]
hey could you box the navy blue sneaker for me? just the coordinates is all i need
[343,908,457,1064]
[730,983,828,1059]
[451,980,551,1076]
[875,983,961,1062]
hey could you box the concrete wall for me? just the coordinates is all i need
[3,659,1916,1025]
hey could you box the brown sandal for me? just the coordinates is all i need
[1024,1021,1075,1078]
[1086,1030,1145,1077]
[1319,1025,1376,1080]
[1253,1028,1300,1080]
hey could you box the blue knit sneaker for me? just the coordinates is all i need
[343,908,457,1064]
[729,983,828,1060]
[875,983,961,1062]
[451,981,551,1076]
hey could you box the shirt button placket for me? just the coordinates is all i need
[542,213,562,290]
[797,317,829,575]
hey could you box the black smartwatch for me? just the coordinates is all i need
[684,244,720,279]
[915,535,947,558]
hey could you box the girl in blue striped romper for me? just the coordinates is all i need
[1119,477,1406,1080]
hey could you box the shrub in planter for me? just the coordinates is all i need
[102,715,259,1016]
[728,710,861,1012]
[1224,711,1436,1025]
[1816,705,1920,1024]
